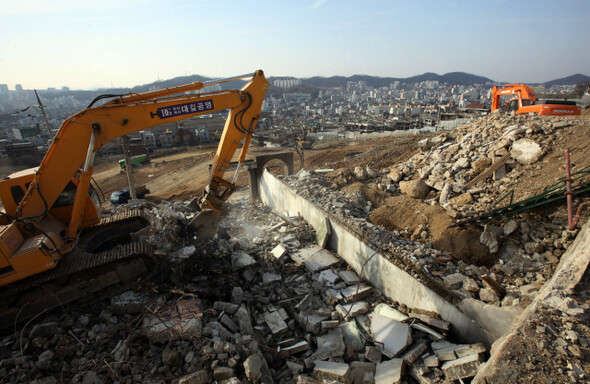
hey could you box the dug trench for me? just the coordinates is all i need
[0,112,589,383]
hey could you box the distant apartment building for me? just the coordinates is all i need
[273,79,301,89]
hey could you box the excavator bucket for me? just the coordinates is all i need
[185,209,221,241]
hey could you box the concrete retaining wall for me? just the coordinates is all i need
[258,170,507,346]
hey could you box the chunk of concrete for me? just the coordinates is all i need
[178,370,208,384]
[399,179,430,199]
[313,327,345,360]
[409,313,451,332]
[441,354,482,381]
[319,269,340,286]
[341,283,373,303]
[340,321,365,352]
[244,352,273,383]
[423,354,439,368]
[262,272,282,284]
[338,270,360,285]
[373,303,408,322]
[511,138,542,165]
[401,342,428,364]
[375,359,404,384]
[371,313,412,358]
[109,290,149,315]
[142,301,202,343]
[270,244,288,260]
[443,272,467,290]
[303,249,339,273]
[264,310,288,335]
[279,340,310,357]
[336,301,370,321]
[313,361,350,383]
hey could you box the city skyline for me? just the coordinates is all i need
[2,0,589,90]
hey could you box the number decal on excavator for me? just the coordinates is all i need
[157,99,215,119]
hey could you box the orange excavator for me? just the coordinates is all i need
[491,84,581,116]
[0,70,269,326]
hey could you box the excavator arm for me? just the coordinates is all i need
[0,70,269,285]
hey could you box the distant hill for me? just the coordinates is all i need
[542,74,590,87]
[296,72,494,89]
[90,72,590,94]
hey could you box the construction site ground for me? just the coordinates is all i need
[1,112,589,383]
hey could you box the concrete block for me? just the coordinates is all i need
[303,249,339,273]
[264,310,288,335]
[371,313,412,358]
[319,269,340,286]
[423,354,439,368]
[433,344,467,361]
[336,301,370,320]
[340,320,365,352]
[290,245,323,265]
[312,213,331,247]
[373,303,408,322]
[338,270,360,285]
[441,354,482,381]
[409,313,450,332]
[365,345,382,363]
[410,322,444,341]
[341,283,373,303]
[321,320,340,330]
[455,343,486,358]
[279,340,310,357]
[401,342,428,364]
[313,361,350,383]
[262,272,282,284]
[313,327,345,360]
[271,244,288,260]
[375,358,404,384]
[443,272,467,289]
[109,290,149,314]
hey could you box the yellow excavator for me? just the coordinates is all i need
[0,70,269,326]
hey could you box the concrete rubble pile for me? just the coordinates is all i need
[277,114,588,317]
[0,199,489,384]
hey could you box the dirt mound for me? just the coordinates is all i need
[370,195,492,266]
[341,182,389,208]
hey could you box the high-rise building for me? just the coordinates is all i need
[15,84,23,92]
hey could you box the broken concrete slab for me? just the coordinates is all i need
[340,283,373,303]
[142,300,202,343]
[264,310,289,335]
[270,244,288,260]
[338,270,360,285]
[318,269,340,286]
[303,249,339,273]
[442,354,482,381]
[409,313,451,332]
[340,320,365,352]
[373,303,409,322]
[278,340,311,357]
[423,354,439,368]
[313,327,345,360]
[401,342,428,364]
[313,360,350,383]
[375,358,404,384]
[371,313,412,358]
[336,301,370,321]
[262,272,282,284]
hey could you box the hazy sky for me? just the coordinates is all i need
[2,0,589,90]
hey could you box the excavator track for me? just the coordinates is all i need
[0,209,154,332]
